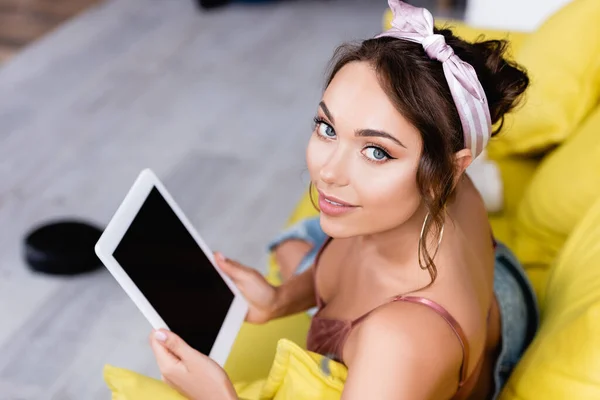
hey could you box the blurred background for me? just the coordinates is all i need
[0,0,571,399]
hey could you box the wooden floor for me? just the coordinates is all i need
[0,0,103,63]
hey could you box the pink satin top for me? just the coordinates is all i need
[306,238,488,399]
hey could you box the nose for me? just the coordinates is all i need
[319,143,350,187]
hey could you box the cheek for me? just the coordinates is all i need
[353,161,422,224]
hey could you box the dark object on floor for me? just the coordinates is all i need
[196,0,229,9]
[23,220,104,276]
[195,0,277,10]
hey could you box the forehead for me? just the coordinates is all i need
[322,61,420,145]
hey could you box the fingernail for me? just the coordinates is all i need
[216,252,225,261]
[154,331,167,342]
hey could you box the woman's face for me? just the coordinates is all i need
[306,61,424,238]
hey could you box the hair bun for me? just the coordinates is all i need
[437,28,530,135]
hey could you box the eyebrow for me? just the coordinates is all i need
[319,101,406,149]
[319,101,335,124]
[356,129,407,149]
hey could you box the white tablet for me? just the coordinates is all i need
[95,168,248,367]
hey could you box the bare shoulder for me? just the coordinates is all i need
[341,301,463,400]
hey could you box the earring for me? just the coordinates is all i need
[418,212,445,271]
[308,182,320,212]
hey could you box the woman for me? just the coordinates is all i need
[149,1,539,399]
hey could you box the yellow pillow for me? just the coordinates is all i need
[513,105,600,267]
[497,0,600,156]
[544,198,600,324]
[254,339,346,400]
[103,365,186,400]
[102,365,266,400]
[103,339,346,400]
[487,155,540,237]
[224,313,311,383]
[500,196,600,399]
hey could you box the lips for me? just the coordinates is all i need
[317,190,357,217]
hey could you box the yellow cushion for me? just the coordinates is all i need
[523,267,550,314]
[545,198,600,324]
[224,313,311,383]
[103,339,346,400]
[102,315,312,400]
[248,339,346,400]
[488,156,540,222]
[102,318,312,400]
[500,197,600,399]
[513,105,600,268]
[495,0,600,156]
[103,365,186,400]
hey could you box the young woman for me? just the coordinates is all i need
[149,1,539,399]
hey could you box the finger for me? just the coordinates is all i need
[214,252,251,282]
[150,332,181,372]
[154,329,194,362]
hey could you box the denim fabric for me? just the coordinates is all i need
[268,217,539,394]
[491,242,539,398]
[267,216,328,278]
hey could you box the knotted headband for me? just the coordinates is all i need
[376,0,492,159]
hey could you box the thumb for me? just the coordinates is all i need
[214,252,251,283]
[154,329,194,361]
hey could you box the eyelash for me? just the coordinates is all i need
[363,142,395,164]
[312,116,395,164]
[313,116,329,132]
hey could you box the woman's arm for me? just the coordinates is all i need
[341,302,464,400]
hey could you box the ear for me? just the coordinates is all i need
[453,148,472,187]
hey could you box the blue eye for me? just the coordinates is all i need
[363,146,390,161]
[315,120,335,138]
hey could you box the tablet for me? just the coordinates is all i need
[95,168,248,366]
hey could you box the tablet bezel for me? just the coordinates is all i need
[95,168,248,367]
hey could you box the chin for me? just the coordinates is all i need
[318,213,361,239]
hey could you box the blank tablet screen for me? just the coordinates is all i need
[112,186,234,355]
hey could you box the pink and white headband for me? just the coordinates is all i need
[376,0,492,159]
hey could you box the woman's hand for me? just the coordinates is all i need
[150,329,237,400]
[214,252,279,324]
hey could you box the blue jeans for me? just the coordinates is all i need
[268,216,539,397]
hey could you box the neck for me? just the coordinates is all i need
[355,204,430,272]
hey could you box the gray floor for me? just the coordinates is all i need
[0,0,461,399]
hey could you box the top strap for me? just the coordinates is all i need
[351,295,470,387]
[394,296,470,386]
